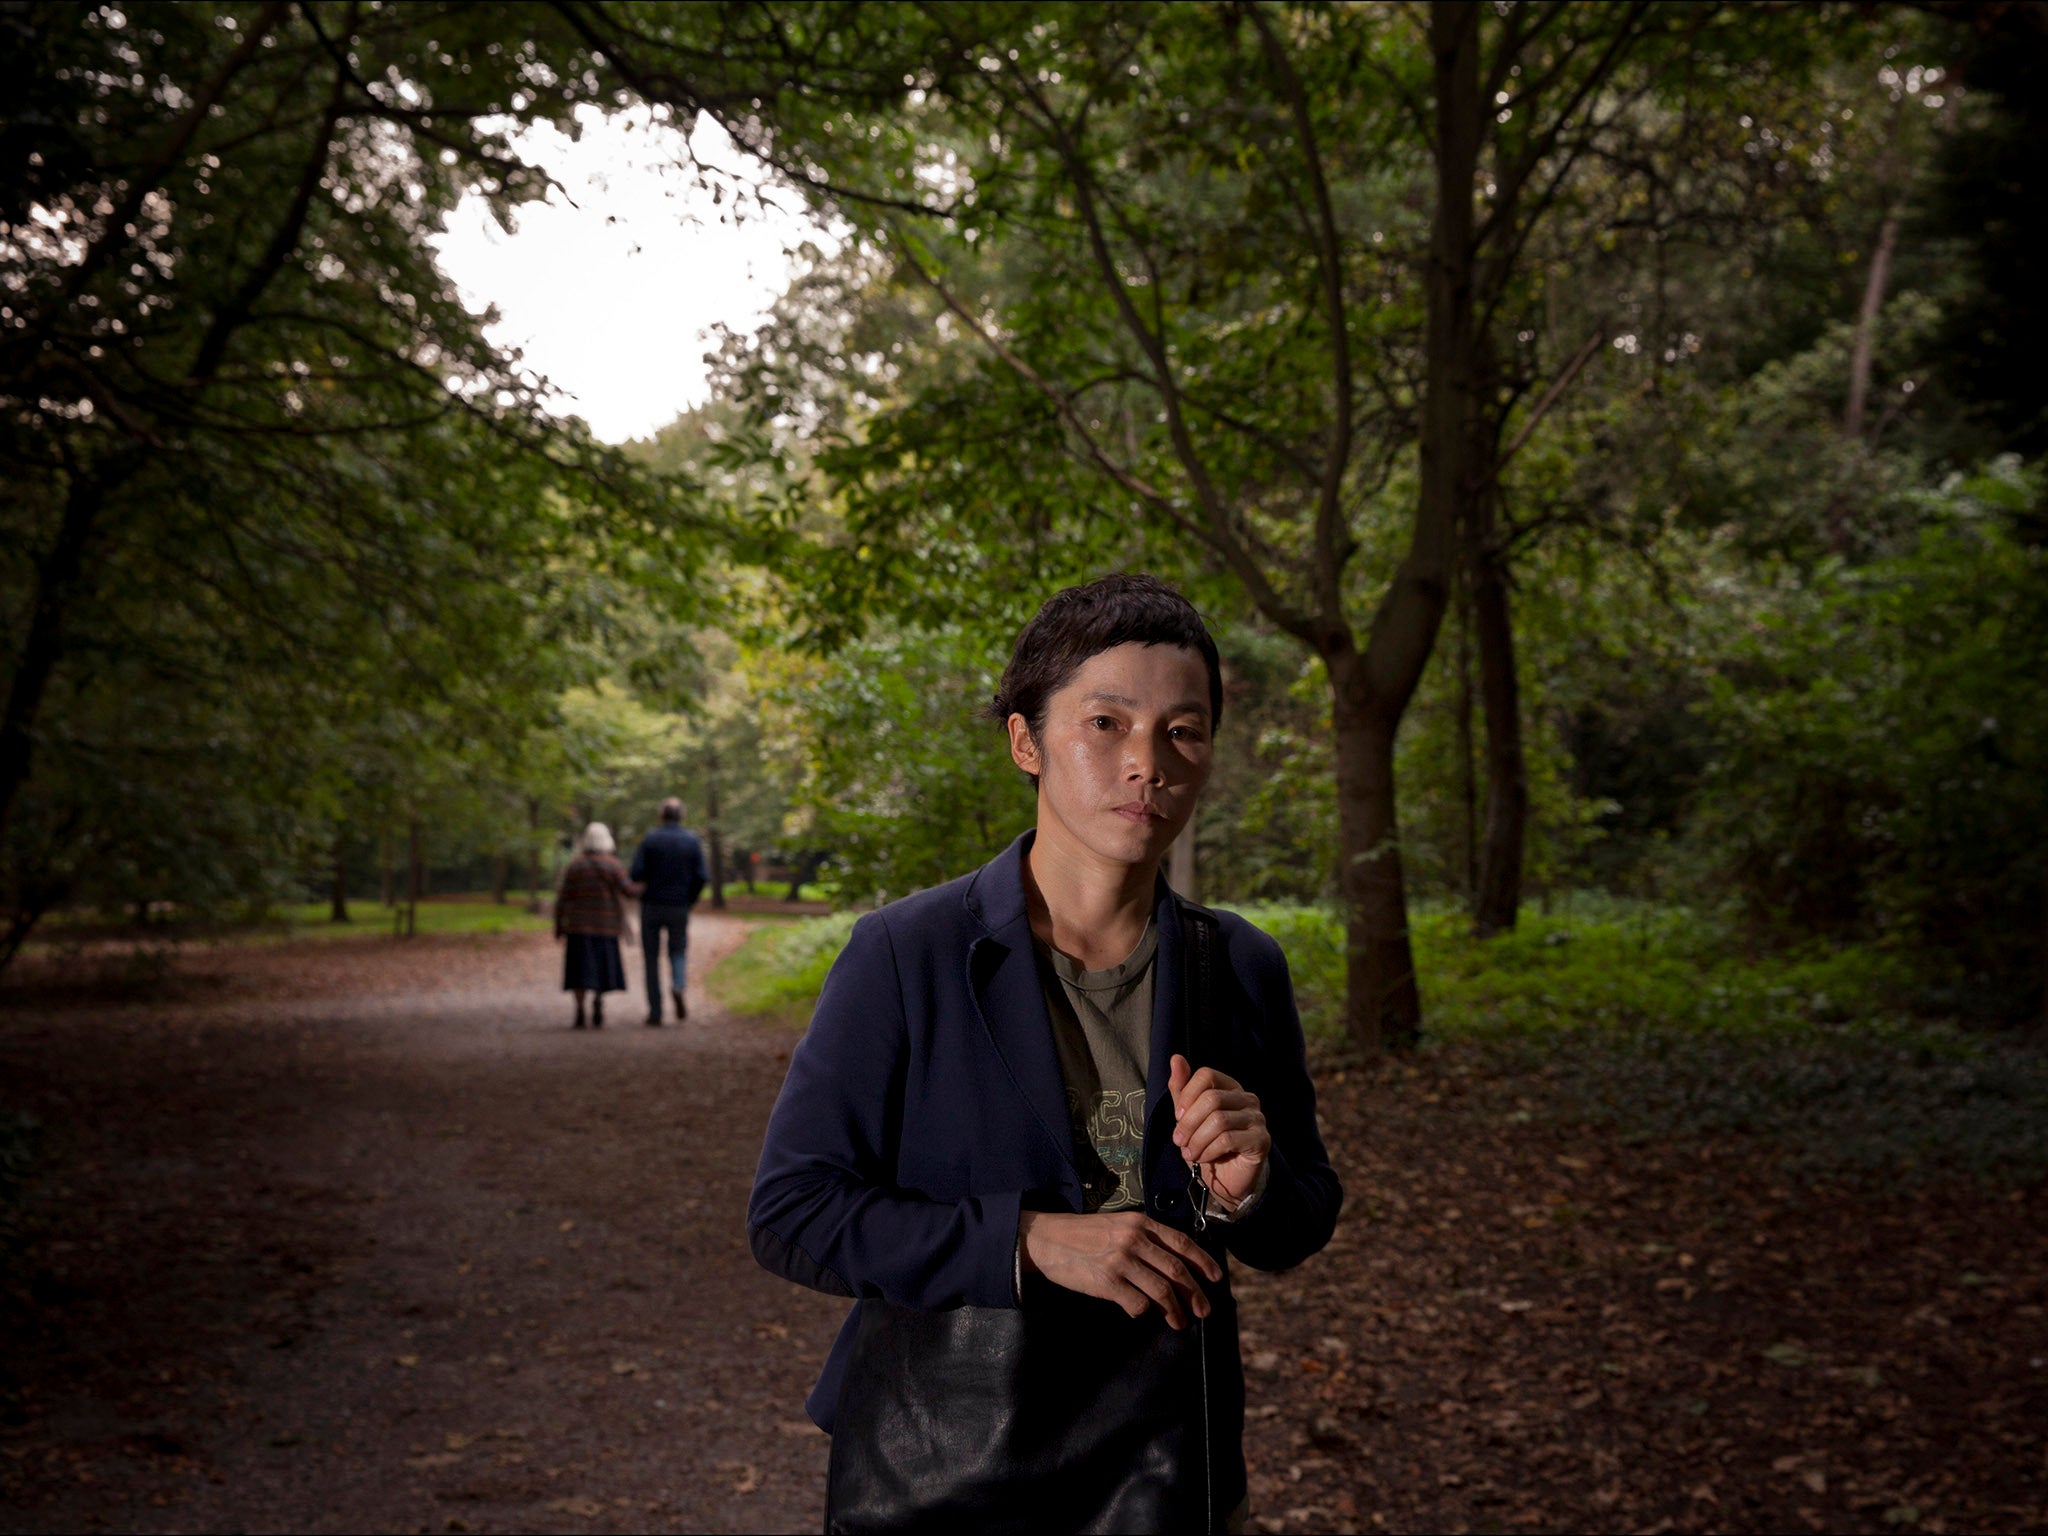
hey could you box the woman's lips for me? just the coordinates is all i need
[1114,804,1168,824]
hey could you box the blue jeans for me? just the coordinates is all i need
[641,903,691,1014]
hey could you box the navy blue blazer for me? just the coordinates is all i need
[748,832,1343,1430]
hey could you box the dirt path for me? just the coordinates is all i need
[0,917,846,1534]
[4,921,2043,1534]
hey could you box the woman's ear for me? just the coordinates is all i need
[1006,713,1041,776]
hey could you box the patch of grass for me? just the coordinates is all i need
[1227,895,2048,1185]
[27,895,552,949]
[709,911,860,1028]
[1229,893,1910,1046]
[693,892,2048,1183]
[1508,1026,2048,1184]
[271,899,552,941]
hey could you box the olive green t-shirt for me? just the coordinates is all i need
[1034,921,1157,1214]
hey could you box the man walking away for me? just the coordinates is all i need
[630,797,707,1026]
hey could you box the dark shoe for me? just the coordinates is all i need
[592,1000,605,1029]
[673,987,687,1021]
[645,1012,662,1028]
[572,1011,586,1031]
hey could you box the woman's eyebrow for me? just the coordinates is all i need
[1081,689,1210,720]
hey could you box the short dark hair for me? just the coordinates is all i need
[989,575,1223,781]
[659,797,683,824]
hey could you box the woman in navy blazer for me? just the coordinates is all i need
[749,576,1342,1531]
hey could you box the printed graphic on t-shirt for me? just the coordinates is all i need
[1068,1085,1146,1212]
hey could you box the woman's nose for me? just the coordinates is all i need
[1124,738,1164,784]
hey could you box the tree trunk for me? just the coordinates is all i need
[330,827,350,923]
[704,753,726,911]
[1328,648,1423,1053]
[404,817,422,939]
[1300,0,1469,1055]
[491,852,508,905]
[1832,205,1902,555]
[0,468,118,844]
[526,796,543,915]
[785,850,826,902]
[380,831,394,908]
[1454,577,1479,902]
[1470,497,1527,938]
[1168,822,1200,903]
[1844,209,1901,444]
[1304,0,1477,1053]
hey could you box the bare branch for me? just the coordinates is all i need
[1497,327,1604,469]
[26,3,291,343]
[183,60,349,390]
[1249,2,1354,627]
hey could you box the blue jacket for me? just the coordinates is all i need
[629,824,706,908]
[748,832,1342,1431]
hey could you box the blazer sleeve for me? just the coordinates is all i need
[747,912,1022,1310]
[1220,932,1343,1272]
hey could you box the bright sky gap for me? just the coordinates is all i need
[432,106,831,444]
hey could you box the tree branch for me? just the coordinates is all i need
[26,3,291,345]
[1249,2,1354,628]
[1497,327,1604,470]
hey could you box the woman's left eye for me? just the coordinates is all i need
[1090,716,1117,730]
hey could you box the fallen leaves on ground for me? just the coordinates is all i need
[1236,1042,2048,1533]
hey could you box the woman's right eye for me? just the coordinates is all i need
[1089,716,1117,730]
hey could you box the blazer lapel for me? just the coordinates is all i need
[1143,879,1195,1201]
[963,835,1082,1191]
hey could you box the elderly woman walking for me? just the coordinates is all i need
[554,821,641,1030]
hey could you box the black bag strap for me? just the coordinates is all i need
[1178,896,1224,1067]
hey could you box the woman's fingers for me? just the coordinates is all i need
[1182,1107,1269,1167]
[1142,1217,1224,1283]
[1019,1211,1223,1325]
[1170,1062,1243,1115]
[1118,1255,1188,1328]
[1172,1085,1257,1147]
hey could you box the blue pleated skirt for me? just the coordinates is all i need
[562,932,626,992]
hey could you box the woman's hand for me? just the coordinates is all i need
[1017,1210,1221,1329]
[1169,1054,1269,1208]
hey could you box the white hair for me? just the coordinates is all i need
[581,821,615,855]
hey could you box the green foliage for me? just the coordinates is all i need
[1226,896,1906,1046]
[709,910,860,1025]
[1510,1025,2048,1185]
[1,4,714,960]
[753,626,1032,902]
[1242,897,2048,1180]
[710,891,2046,1180]
[1194,627,1336,905]
[1689,458,2048,1014]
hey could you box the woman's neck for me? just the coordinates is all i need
[1021,820,1161,971]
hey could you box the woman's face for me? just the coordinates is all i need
[1009,641,1214,870]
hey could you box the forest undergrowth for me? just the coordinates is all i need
[712,898,2048,1187]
